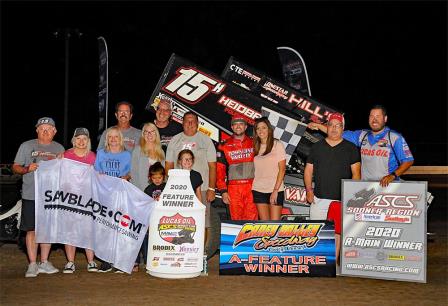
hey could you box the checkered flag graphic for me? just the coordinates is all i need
[261,106,307,163]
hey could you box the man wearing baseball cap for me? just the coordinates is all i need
[304,112,361,266]
[308,105,414,187]
[216,114,258,220]
[12,117,65,277]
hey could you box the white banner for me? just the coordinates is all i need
[148,169,205,279]
[35,158,154,273]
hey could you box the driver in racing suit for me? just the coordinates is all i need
[216,115,258,220]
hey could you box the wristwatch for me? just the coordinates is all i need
[391,172,398,179]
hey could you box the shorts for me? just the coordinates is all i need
[252,190,284,206]
[327,201,341,235]
[20,199,35,231]
[201,190,211,228]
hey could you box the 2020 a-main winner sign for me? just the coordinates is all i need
[341,180,427,282]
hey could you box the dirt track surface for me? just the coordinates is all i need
[2,185,447,305]
[0,219,446,306]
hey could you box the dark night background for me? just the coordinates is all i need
[1,1,447,165]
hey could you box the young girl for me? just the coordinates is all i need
[177,149,202,202]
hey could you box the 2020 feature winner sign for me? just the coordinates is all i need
[341,180,427,283]
[147,169,205,279]
[220,221,336,277]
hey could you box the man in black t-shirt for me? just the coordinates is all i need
[153,98,183,153]
[304,113,361,265]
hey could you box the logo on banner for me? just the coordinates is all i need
[346,188,422,222]
[233,223,323,252]
[158,213,197,245]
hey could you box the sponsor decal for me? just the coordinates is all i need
[217,95,262,125]
[229,64,261,83]
[262,81,289,100]
[346,189,422,220]
[233,223,323,251]
[158,213,197,245]
[284,186,308,205]
[44,190,145,240]
[354,213,411,224]
[162,67,225,105]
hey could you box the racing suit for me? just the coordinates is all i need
[216,135,258,220]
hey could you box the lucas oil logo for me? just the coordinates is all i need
[158,213,196,245]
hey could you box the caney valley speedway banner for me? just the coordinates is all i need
[220,221,335,277]
[341,180,427,282]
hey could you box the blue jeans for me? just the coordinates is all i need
[135,232,149,265]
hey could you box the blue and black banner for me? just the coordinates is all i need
[220,221,336,277]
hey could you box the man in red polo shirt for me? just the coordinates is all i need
[217,115,258,220]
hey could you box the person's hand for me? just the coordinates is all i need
[57,153,64,159]
[27,163,39,173]
[307,122,320,131]
[222,192,230,205]
[121,174,131,181]
[270,190,278,205]
[306,190,315,204]
[380,174,395,187]
[206,189,216,203]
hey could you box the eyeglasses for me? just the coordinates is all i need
[181,158,193,162]
[143,130,156,135]
[117,110,130,114]
[328,123,343,129]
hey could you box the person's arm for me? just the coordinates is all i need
[216,146,230,204]
[269,159,286,205]
[195,186,203,203]
[165,161,174,173]
[304,163,314,204]
[351,162,361,180]
[380,160,414,187]
[206,161,216,203]
[12,163,37,175]
[307,122,328,134]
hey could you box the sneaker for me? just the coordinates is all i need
[63,262,75,274]
[97,262,112,273]
[25,262,39,278]
[38,261,59,274]
[87,261,98,272]
[113,268,124,273]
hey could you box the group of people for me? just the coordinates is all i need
[305,105,414,264]
[13,98,413,277]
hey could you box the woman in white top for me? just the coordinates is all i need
[130,123,165,191]
[252,117,286,221]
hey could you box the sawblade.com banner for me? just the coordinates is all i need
[341,180,427,283]
[145,53,303,143]
[35,158,154,274]
[220,221,336,277]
